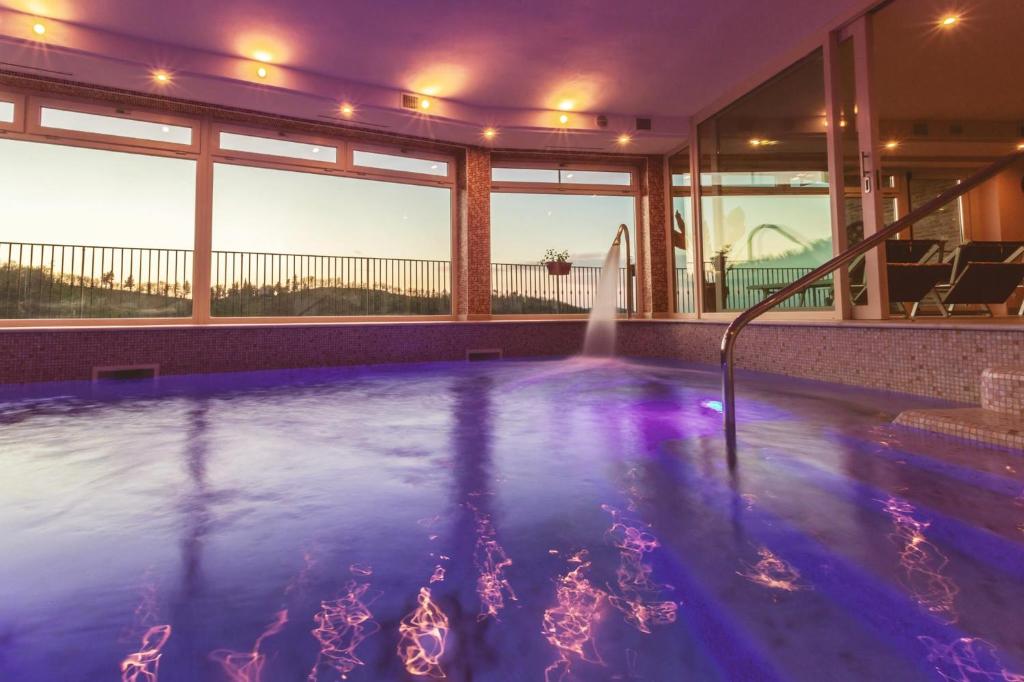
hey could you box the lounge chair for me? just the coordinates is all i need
[885,239,945,264]
[938,243,1024,317]
[888,263,954,317]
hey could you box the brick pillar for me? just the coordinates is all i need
[457,147,491,319]
[640,154,671,317]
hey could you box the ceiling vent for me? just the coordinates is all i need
[401,93,423,111]
[635,117,652,131]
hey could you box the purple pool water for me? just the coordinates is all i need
[1,357,1022,681]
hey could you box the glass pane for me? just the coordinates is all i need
[669,148,696,313]
[0,139,196,318]
[353,150,447,176]
[492,167,560,183]
[490,193,636,314]
[211,163,451,317]
[40,107,192,145]
[697,49,834,312]
[560,169,632,186]
[0,100,13,123]
[220,132,337,163]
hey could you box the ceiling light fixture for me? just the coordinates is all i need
[340,103,354,117]
[32,22,46,36]
[885,140,900,150]
[256,65,269,79]
[311,147,320,154]
[483,127,497,140]
[940,14,959,27]
[617,133,632,145]
[558,113,569,125]
[152,70,171,84]
[419,97,431,111]
[558,99,574,111]
[1017,143,1024,151]
[252,50,273,63]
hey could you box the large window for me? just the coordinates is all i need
[211,163,452,317]
[669,150,696,313]
[697,50,835,313]
[490,176,636,314]
[0,138,196,319]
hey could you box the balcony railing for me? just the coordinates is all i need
[1,241,835,320]
[491,262,631,314]
[0,242,193,319]
[701,262,833,311]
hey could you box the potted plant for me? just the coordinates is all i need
[541,249,572,276]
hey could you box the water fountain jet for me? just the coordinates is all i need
[582,224,632,356]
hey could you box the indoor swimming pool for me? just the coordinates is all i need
[1,358,1022,681]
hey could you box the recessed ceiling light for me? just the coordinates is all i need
[1017,143,1024,151]
[340,103,354,117]
[160,125,171,133]
[617,133,632,145]
[558,99,574,111]
[558,113,569,125]
[311,147,320,154]
[32,22,46,36]
[483,127,497,140]
[885,140,900,149]
[253,50,273,63]
[940,14,959,27]
[749,138,778,147]
[419,97,431,110]
[256,65,268,79]
[566,173,574,179]
[152,70,171,84]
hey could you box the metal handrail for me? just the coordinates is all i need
[721,150,1024,448]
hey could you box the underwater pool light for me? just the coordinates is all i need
[700,399,724,413]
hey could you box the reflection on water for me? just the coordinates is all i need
[308,569,379,681]
[209,610,288,682]
[397,587,450,678]
[1,358,1022,681]
[881,498,960,623]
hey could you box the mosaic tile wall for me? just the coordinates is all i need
[0,322,585,384]
[641,155,671,316]
[463,147,492,318]
[618,321,1024,405]
[2,321,1022,407]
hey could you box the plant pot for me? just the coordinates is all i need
[544,261,572,276]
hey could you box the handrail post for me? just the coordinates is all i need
[614,223,633,318]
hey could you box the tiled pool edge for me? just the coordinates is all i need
[1,320,1022,406]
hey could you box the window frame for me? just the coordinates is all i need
[490,160,637,196]
[0,87,460,327]
[488,158,643,319]
[348,142,454,185]
[28,97,201,154]
[207,155,457,322]
[0,90,25,133]
[213,123,343,173]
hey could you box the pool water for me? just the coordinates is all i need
[1,357,1022,681]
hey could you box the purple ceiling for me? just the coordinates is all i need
[0,0,870,116]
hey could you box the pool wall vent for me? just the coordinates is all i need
[92,364,160,382]
[466,349,503,362]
